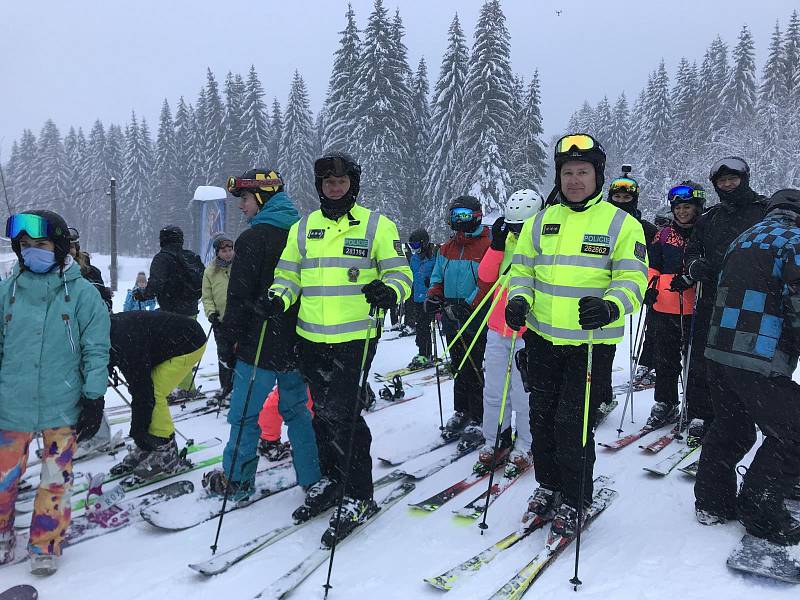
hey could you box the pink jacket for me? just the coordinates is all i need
[475,247,526,337]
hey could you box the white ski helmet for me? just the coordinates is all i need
[504,189,543,224]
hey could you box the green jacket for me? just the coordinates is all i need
[0,260,110,432]
[202,262,230,320]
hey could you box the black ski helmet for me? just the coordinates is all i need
[9,209,71,269]
[409,228,430,246]
[227,168,284,207]
[159,225,184,247]
[554,133,606,200]
[709,156,750,188]
[448,195,482,233]
[314,152,361,218]
[766,188,800,216]
[668,180,706,210]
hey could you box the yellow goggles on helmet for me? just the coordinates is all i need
[555,134,597,155]
[609,177,639,195]
[226,172,283,197]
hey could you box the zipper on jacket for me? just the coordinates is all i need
[62,314,76,353]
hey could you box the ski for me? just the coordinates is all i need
[598,425,662,450]
[426,476,611,592]
[678,459,699,478]
[726,499,800,583]
[140,463,297,531]
[367,392,424,413]
[409,462,504,513]
[253,482,416,600]
[377,435,456,466]
[403,442,478,480]
[487,486,619,599]
[373,359,449,382]
[0,585,38,600]
[452,465,531,521]
[643,443,700,476]
[595,400,618,426]
[187,469,409,576]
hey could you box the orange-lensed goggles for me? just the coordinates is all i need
[555,134,597,155]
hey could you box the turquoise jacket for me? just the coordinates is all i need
[248,191,300,229]
[0,260,110,432]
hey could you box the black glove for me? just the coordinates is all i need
[208,312,221,326]
[424,296,444,317]
[669,274,694,293]
[132,289,146,301]
[76,396,105,442]
[254,294,284,318]
[643,287,659,307]
[578,296,620,330]
[687,258,714,282]
[505,296,529,331]
[490,216,509,251]
[361,280,397,310]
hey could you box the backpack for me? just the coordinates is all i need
[175,249,205,301]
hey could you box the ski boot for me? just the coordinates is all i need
[407,354,432,370]
[379,375,405,402]
[504,449,533,478]
[442,411,469,442]
[258,439,292,462]
[202,469,254,502]
[695,507,729,526]
[687,418,707,447]
[646,402,679,429]
[29,552,58,576]
[474,444,510,475]
[110,445,147,476]
[131,436,183,482]
[292,476,340,523]
[738,486,800,546]
[320,496,379,547]
[632,366,655,388]
[0,530,16,565]
[550,502,581,539]
[522,486,561,524]
[789,481,800,501]
[457,420,485,453]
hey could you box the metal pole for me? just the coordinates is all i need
[109,177,118,292]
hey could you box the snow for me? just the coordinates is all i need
[3,254,798,599]
[193,186,227,202]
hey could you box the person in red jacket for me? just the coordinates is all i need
[644,181,706,428]
[257,386,315,461]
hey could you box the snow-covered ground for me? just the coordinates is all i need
[2,255,796,599]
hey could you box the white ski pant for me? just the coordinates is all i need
[481,329,532,450]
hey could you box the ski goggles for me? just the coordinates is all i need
[668,185,705,202]
[709,157,749,181]
[314,156,350,179]
[5,213,54,240]
[555,133,598,155]
[226,175,283,197]
[609,178,639,195]
[408,241,423,253]
[450,207,481,225]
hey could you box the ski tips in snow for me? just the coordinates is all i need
[0,585,38,600]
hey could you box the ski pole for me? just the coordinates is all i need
[445,274,507,353]
[185,323,214,396]
[453,280,507,376]
[107,377,192,443]
[323,307,378,599]
[431,315,444,430]
[570,330,593,591]
[478,331,517,534]
[436,319,450,363]
[616,305,649,435]
[676,282,701,441]
[210,319,269,555]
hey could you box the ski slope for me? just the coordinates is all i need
[2,255,796,599]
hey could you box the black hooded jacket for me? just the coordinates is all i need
[140,242,201,316]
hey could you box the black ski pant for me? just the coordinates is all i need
[410,301,431,358]
[298,338,377,501]
[637,316,656,370]
[695,361,800,521]
[212,321,234,395]
[523,331,615,509]
[442,322,486,423]
[649,311,690,407]
[685,304,714,423]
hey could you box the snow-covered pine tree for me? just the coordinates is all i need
[407,57,432,224]
[201,69,226,185]
[469,127,511,219]
[423,13,468,232]
[456,0,516,216]
[154,99,186,234]
[122,112,154,254]
[192,87,208,190]
[173,96,196,197]
[697,37,731,137]
[784,10,800,104]
[279,71,317,214]
[352,0,414,227]
[725,25,757,125]
[220,72,247,180]
[84,120,109,250]
[593,97,614,150]
[760,22,786,105]
[666,58,700,185]
[11,130,38,213]
[63,127,91,234]
[36,120,71,221]
[510,71,547,192]
[641,61,671,206]
[321,4,361,154]
[267,98,282,168]
[3,140,21,216]
[241,65,270,167]
[609,93,631,162]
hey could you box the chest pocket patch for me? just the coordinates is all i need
[542,224,560,235]
[307,229,325,240]
[343,237,369,258]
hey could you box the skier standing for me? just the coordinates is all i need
[406,228,436,368]
[426,196,491,446]
[109,311,206,480]
[202,170,320,501]
[269,152,412,543]
[123,272,157,312]
[0,211,110,575]
[472,189,542,474]
[505,133,647,536]
[202,233,234,402]
[644,182,705,428]
[694,189,800,546]
[68,227,113,310]
[671,157,767,441]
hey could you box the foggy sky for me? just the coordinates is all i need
[1,0,794,160]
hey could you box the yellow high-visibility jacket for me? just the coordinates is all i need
[508,193,648,345]
[270,203,412,344]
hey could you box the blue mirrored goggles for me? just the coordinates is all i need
[408,241,423,253]
[450,207,480,224]
[669,185,705,201]
[5,213,53,240]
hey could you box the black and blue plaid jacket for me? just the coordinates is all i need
[705,212,800,377]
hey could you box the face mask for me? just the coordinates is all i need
[21,246,57,273]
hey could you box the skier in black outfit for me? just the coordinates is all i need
[68,227,112,311]
[671,157,767,440]
[694,189,800,547]
[109,311,207,480]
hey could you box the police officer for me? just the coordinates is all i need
[505,133,647,538]
[268,152,412,545]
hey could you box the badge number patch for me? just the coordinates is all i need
[634,241,647,262]
[343,237,369,258]
[581,243,610,256]
[542,224,560,235]
[307,229,325,240]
